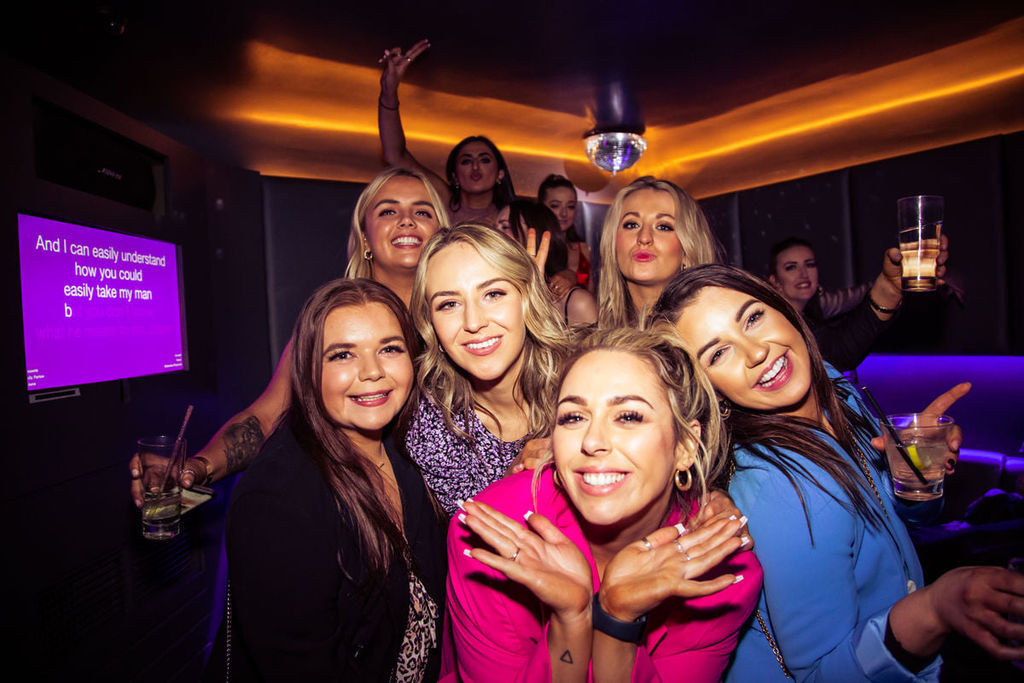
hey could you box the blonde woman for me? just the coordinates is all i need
[406,224,569,513]
[597,176,720,328]
[131,167,447,503]
[448,324,761,681]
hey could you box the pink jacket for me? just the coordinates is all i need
[445,468,763,682]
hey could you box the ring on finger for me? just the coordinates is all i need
[509,547,521,562]
[674,539,691,560]
[640,536,653,551]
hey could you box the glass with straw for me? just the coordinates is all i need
[139,406,193,540]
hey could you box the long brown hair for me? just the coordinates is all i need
[653,264,884,535]
[287,277,421,579]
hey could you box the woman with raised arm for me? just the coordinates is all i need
[406,224,568,514]
[597,176,721,328]
[378,40,515,227]
[204,278,445,681]
[655,264,1024,681]
[130,167,446,504]
[447,324,761,681]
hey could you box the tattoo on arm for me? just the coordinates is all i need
[559,650,573,664]
[224,416,264,474]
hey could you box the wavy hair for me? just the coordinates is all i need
[344,167,449,280]
[597,176,721,327]
[444,136,516,213]
[287,277,422,580]
[532,322,727,518]
[652,264,884,535]
[410,224,568,442]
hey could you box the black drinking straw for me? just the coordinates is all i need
[859,386,928,484]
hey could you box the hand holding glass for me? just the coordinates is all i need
[138,435,186,540]
[883,414,952,501]
[897,195,943,292]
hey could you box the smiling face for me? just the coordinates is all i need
[363,175,441,275]
[770,245,819,309]
[673,286,817,419]
[320,302,414,439]
[542,186,578,232]
[453,141,505,197]
[553,350,694,532]
[615,188,686,292]
[425,242,526,389]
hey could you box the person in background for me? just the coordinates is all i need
[130,167,447,504]
[538,174,593,291]
[657,264,1023,682]
[378,40,515,227]
[767,235,949,372]
[204,278,445,681]
[447,324,761,681]
[597,176,721,328]
[497,200,597,327]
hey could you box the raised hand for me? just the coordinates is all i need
[598,517,747,622]
[378,39,430,99]
[460,499,592,619]
[870,382,969,473]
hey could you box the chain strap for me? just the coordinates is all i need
[225,581,232,683]
[755,608,792,678]
[849,441,891,524]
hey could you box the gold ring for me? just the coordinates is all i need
[640,536,653,551]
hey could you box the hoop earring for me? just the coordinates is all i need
[674,468,693,492]
[363,249,373,262]
[719,398,732,419]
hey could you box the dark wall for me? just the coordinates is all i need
[699,134,1024,354]
[1,60,270,680]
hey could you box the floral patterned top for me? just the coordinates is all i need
[405,395,525,515]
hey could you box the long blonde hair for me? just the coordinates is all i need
[344,167,450,280]
[533,321,727,517]
[597,176,720,327]
[410,224,568,442]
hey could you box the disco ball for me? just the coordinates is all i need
[584,131,647,175]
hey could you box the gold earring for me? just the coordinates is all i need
[363,249,373,262]
[674,468,692,492]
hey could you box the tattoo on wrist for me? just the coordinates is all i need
[559,650,573,664]
[224,416,264,473]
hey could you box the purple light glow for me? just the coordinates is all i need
[18,214,187,391]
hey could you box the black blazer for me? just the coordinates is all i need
[204,424,446,682]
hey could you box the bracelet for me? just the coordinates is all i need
[592,592,648,644]
[867,292,900,315]
[378,97,399,111]
[184,456,213,484]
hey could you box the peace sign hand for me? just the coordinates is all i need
[379,39,430,96]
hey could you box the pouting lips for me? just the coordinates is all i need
[581,471,626,487]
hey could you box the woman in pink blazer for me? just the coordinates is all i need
[447,324,762,682]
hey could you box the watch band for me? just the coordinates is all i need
[592,592,648,644]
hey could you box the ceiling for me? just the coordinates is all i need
[5,1,1023,201]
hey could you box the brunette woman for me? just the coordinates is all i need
[656,264,1024,681]
[597,176,721,328]
[538,174,593,290]
[204,279,445,681]
[130,167,446,504]
[447,324,761,681]
[406,224,568,513]
[378,40,515,227]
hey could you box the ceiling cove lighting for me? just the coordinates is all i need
[583,127,647,175]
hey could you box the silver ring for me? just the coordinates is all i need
[674,539,691,560]
[509,547,521,562]
[405,56,412,62]
[640,536,653,551]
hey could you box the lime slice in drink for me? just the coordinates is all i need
[905,444,924,469]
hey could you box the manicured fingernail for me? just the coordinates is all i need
[458,513,466,524]
[463,549,472,557]
[524,510,533,520]
[131,468,140,478]
[733,574,745,584]
[674,522,687,536]
[738,516,748,526]
[728,515,737,521]
[740,536,750,546]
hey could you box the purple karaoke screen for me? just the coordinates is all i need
[18,214,187,390]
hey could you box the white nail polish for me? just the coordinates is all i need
[455,499,465,511]
[463,549,472,557]
[524,510,533,521]
[728,515,737,521]
[674,522,687,536]
[458,513,466,524]
[740,536,750,546]
[733,574,744,584]
[738,515,748,526]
